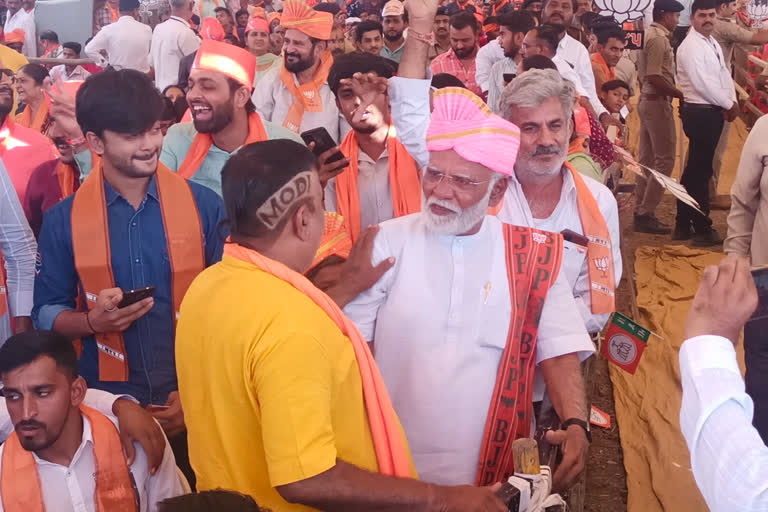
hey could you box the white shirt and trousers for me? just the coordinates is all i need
[85,15,153,72]
[675,28,735,234]
[149,16,201,92]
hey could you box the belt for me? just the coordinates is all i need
[641,94,671,101]
[681,102,723,111]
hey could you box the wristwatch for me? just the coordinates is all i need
[561,418,592,443]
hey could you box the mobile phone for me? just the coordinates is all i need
[503,73,516,83]
[300,127,346,163]
[561,228,588,248]
[118,285,156,308]
[750,266,768,322]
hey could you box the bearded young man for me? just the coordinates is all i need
[325,52,420,243]
[253,0,349,142]
[590,25,626,93]
[430,11,483,96]
[380,0,408,63]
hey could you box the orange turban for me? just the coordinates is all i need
[246,14,270,33]
[251,6,267,19]
[200,17,226,41]
[193,39,257,90]
[280,0,333,40]
[4,29,24,44]
[267,12,281,26]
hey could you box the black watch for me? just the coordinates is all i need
[561,418,592,443]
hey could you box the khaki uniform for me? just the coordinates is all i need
[635,23,677,217]
[712,16,754,185]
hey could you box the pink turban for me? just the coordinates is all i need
[426,87,521,176]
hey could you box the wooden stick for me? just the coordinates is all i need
[28,57,94,66]
[512,438,540,475]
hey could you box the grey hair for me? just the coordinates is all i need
[499,68,576,125]
[169,0,188,8]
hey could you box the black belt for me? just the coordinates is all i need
[681,103,723,111]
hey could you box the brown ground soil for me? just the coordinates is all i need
[581,109,742,511]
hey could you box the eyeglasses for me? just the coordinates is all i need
[422,168,492,191]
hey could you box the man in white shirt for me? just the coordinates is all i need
[679,255,768,512]
[348,4,594,491]
[149,0,201,92]
[675,0,738,246]
[84,0,152,72]
[48,42,92,82]
[541,0,621,132]
[0,330,184,511]
[253,0,347,142]
[475,37,505,95]
[487,11,536,114]
[3,0,35,58]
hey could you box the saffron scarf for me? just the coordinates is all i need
[280,50,334,133]
[107,2,120,22]
[310,212,353,270]
[224,242,414,478]
[476,225,563,485]
[176,112,268,179]
[590,52,615,91]
[56,161,77,199]
[484,0,510,33]
[0,405,135,512]
[15,94,50,134]
[336,125,421,243]
[71,158,205,381]
[564,161,616,314]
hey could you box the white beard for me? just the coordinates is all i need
[422,182,496,236]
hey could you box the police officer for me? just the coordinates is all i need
[634,0,685,234]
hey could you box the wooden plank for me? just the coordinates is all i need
[28,57,94,66]
[748,54,768,70]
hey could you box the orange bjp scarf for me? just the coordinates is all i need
[336,125,421,243]
[176,112,268,179]
[57,161,77,198]
[15,94,50,133]
[0,405,135,512]
[224,242,415,478]
[280,50,334,133]
[71,157,205,381]
[590,53,615,90]
[565,161,616,314]
[107,2,120,22]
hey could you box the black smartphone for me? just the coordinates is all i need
[503,73,516,83]
[561,228,589,248]
[118,285,156,308]
[300,127,346,163]
[750,266,768,322]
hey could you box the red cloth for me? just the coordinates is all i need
[429,49,482,97]
[0,118,58,203]
[24,158,80,237]
[587,110,614,169]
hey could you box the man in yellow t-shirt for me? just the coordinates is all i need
[175,139,509,512]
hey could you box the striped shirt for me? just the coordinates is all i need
[430,48,483,97]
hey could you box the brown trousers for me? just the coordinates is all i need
[636,98,677,217]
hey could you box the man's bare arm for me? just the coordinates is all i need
[277,459,507,512]
[398,0,436,79]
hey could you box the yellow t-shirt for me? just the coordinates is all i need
[0,45,28,72]
[176,254,380,512]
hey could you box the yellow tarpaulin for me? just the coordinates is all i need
[611,245,746,512]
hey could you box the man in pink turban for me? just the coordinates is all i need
[343,84,594,490]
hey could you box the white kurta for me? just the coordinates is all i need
[497,170,622,335]
[344,213,594,486]
[251,66,349,143]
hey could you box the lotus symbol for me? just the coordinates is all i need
[594,257,610,278]
[593,0,652,22]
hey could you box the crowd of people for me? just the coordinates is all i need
[0,0,766,509]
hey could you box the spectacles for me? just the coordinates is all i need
[422,168,492,191]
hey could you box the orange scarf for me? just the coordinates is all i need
[310,212,353,270]
[0,405,135,512]
[177,113,268,179]
[71,159,205,381]
[484,0,510,33]
[336,126,421,243]
[590,53,615,91]
[280,50,333,133]
[107,2,120,22]
[224,242,414,478]
[15,94,50,133]
[56,161,77,198]
[476,225,563,485]
[565,161,615,314]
